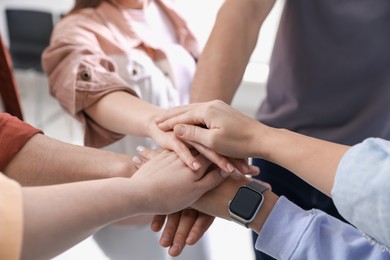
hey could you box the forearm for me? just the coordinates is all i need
[191,0,275,103]
[4,134,136,186]
[255,126,350,196]
[21,177,141,260]
[84,91,163,137]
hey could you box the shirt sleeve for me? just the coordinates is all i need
[332,137,390,250]
[42,12,138,148]
[0,173,23,260]
[0,113,43,171]
[255,196,390,259]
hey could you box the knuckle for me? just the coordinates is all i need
[189,226,204,237]
[182,208,198,217]
[173,232,187,243]
[188,125,196,138]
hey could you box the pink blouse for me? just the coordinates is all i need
[42,0,199,147]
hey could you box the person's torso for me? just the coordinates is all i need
[94,1,196,153]
[258,0,390,145]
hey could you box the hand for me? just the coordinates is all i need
[130,149,228,214]
[134,147,219,256]
[156,100,268,159]
[148,121,204,171]
[151,210,215,257]
[186,140,260,176]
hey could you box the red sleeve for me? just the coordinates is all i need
[0,113,43,171]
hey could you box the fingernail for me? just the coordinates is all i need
[132,156,142,167]
[136,146,145,154]
[226,163,235,173]
[174,125,185,136]
[193,161,201,170]
[170,243,180,254]
[161,234,171,243]
[220,170,229,178]
[151,221,159,231]
[187,232,196,243]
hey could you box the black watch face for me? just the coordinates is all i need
[229,187,264,220]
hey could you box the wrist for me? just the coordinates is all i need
[228,179,276,231]
[253,125,286,160]
[145,108,166,138]
[108,153,138,178]
[248,190,278,234]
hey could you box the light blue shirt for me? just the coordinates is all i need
[255,197,390,259]
[255,137,390,258]
[333,138,390,250]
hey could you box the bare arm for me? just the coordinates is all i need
[191,0,275,103]
[85,91,202,170]
[21,151,227,260]
[157,101,350,196]
[85,91,161,138]
[256,127,349,197]
[4,134,135,186]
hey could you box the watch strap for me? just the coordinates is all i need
[247,181,268,193]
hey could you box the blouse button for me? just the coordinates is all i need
[80,70,91,81]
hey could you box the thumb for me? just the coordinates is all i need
[174,124,208,144]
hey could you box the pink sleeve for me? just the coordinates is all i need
[42,13,137,147]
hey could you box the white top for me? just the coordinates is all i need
[127,0,178,46]
[126,0,196,104]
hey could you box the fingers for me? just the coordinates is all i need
[155,105,192,124]
[165,137,201,171]
[248,165,261,176]
[187,141,235,174]
[168,209,198,257]
[186,213,215,245]
[156,105,203,131]
[196,168,229,196]
[132,146,160,169]
[187,141,253,177]
[136,146,160,161]
[151,215,166,232]
[228,158,260,176]
[158,210,215,257]
[159,212,181,248]
[174,124,210,145]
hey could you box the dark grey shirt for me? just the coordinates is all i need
[257,0,390,145]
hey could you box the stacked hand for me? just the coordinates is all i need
[133,146,265,257]
[149,111,257,176]
[155,100,268,166]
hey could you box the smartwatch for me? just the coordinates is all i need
[228,181,269,228]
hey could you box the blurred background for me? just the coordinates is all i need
[0,1,284,259]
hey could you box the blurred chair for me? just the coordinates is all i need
[5,9,56,126]
[5,8,53,72]
[0,34,23,120]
